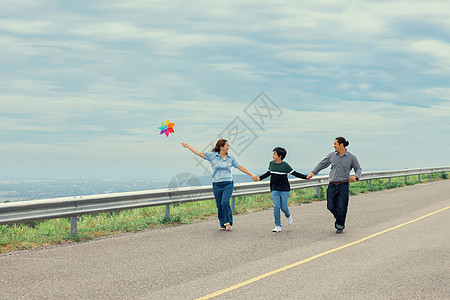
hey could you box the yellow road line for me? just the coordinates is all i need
[196,205,450,300]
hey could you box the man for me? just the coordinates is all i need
[307,137,362,234]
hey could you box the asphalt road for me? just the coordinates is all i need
[1,180,449,299]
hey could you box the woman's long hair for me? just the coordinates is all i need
[212,139,227,152]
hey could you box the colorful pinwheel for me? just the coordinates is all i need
[157,120,182,142]
[158,120,175,137]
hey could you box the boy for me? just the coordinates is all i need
[259,147,308,232]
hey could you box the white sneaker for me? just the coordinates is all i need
[272,226,282,232]
[287,216,293,225]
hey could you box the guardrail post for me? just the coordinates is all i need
[405,176,407,183]
[369,179,372,188]
[388,178,391,186]
[430,173,433,180]
[316,186,320,199]
[165,204,170,219]
[231,196,236,211]
[70,216,77,236]
[418,174,421,181]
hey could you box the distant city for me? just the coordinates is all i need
[0,174,263,203]
[0,177,166,203]
[0,167,337,203]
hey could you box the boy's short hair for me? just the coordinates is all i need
[273,147,287,160]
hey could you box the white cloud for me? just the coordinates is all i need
[423,88,450,101]
[207,62,262,81]
[411,39,450,70]
[0,19,54,34]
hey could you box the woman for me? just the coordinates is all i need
[181,139,258,230]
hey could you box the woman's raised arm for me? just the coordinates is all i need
[181,142,206,159]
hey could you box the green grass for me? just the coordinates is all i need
[1,172,448,253]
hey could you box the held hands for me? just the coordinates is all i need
[350,176,357,183]
[251,174,260,182]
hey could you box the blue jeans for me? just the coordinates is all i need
[212,181,234,228]
[326,182,349,230]
[272,190,290,227]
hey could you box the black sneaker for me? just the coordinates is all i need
[336,229,344,234]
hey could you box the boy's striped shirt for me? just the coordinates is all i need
[259,161,307,191]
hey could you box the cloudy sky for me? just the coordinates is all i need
[1,0,450,180]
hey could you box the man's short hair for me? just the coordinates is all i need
[335,136,349,147]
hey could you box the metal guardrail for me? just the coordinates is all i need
[0,167,449,235]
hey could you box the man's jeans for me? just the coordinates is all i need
[272,190,290,227]
[326,182,349,230]
[212,181,234,228]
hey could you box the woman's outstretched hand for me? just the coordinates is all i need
[181,143,206,159]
